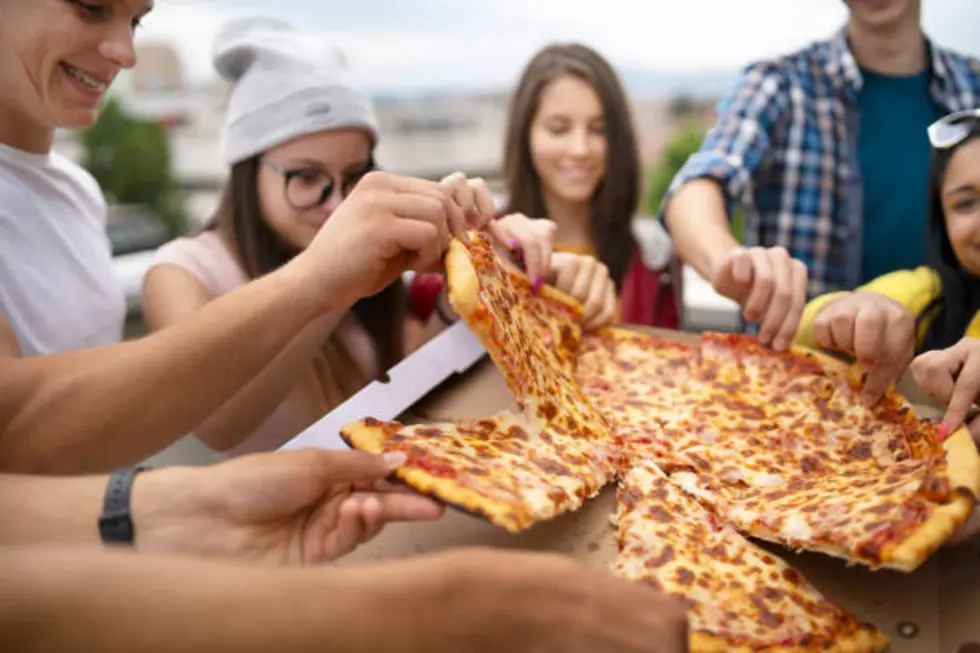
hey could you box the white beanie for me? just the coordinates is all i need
[212,16,379,165]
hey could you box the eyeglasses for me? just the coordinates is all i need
[927,109,980,150]
[261,159,375,211]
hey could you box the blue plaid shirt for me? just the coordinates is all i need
[662,29,980,297]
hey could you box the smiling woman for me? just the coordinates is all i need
[500,43,679,328]
[0,0,151,358]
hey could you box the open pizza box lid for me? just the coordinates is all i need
[281,326,980,653]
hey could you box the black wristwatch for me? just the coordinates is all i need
[98,466,151,545]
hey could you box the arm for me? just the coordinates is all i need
[0,546,687,653]
[141,264,346,452]
[663,179,741,281]
[0,547,421,653]
[0,168,483,474]
[0,261,325,473]
[661,63,790,281]
[0,449,444,564]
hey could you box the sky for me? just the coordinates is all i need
[135,0,980,94]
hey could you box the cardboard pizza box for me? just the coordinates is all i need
[291,326,980,653]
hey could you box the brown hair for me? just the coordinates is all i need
[208,156,406,406]
[502,43,639,287]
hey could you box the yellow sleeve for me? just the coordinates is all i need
[794,267,941,350]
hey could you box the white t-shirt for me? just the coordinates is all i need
[0,144,124,356]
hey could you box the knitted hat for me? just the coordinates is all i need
[212,16,379,165]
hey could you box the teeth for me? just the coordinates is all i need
[63,64,107,92]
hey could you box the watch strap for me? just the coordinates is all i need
[99,466,150,545]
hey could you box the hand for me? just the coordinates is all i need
[488,212,557,286]
[813,292,916,403]
[911,337,980,440]
[296,171,475,309]
[439,171,495,230]
[132,449,444,565]
[394,548,688,653]
[710,246,808,350]
[550,253,617,331]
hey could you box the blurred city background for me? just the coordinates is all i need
[54,0,980,336]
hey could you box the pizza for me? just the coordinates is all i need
[616,460,888,652]
[342,411,615,532]
[444,232,614,448]
[340,234,980,652]
[577,327,980,572]
[342,233,619,532]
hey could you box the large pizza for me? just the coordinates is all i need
[342,232,980,652]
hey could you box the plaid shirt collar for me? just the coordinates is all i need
[826,26,974,112]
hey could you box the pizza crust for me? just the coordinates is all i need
[445,236,584,322]
[944,426,980,497]
[794,345,853,379]
[340,420,528,533]
[445,239,481,320]
[887,489,975,571]
[689,625,888,652]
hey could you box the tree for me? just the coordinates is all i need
[643,119,745,244]
[80,97,186,237]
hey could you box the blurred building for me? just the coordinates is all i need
[53,38,718,231]
[132,42,186,93]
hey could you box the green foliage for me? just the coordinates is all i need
[642,119,746,244]
[80,97,186,237]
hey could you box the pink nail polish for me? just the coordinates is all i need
[507,238,518,251]
[533,276,544,293]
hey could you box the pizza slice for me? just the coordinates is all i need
[687,333,980,571]
[577,328,980,571]
[342,234,620,532]
[445,233,613,444]
[616,460,889,652]
[341,411,617,533]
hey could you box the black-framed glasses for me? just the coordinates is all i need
[928,109,980,150]
[261,157,376,211]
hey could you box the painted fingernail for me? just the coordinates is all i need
[533,276,545,293]
[937,422,951,443]
[506,238,518,251]
[383,452,407,468]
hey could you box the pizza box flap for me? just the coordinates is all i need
[339,326,979,652]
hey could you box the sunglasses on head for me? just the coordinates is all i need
[928,108,980,150]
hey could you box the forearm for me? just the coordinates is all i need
[193,310,346,452]
[0,466,193,549]
[0,261,325,474]
[664,178,741,282]
[0,547,402,653]
[0,474,105,546]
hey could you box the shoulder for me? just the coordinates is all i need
[49,152,105,204]
[0,149,106,223]
[149,230,245,293]
[714,48,820,119]
[933,44,980,94]
[742,39,828,83]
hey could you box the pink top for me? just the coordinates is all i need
[150,230,378,456]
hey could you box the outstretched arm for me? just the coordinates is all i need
[0,261,323,473]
